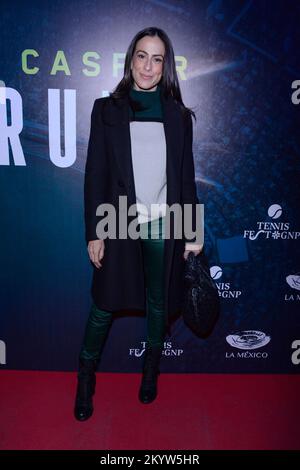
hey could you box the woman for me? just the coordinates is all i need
[74,27,203,421]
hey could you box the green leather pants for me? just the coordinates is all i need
[79,216,166,361]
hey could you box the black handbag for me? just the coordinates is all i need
[181,250,220,338]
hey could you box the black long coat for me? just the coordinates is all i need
[84,84,199,327]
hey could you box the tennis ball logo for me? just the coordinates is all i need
[210,266,222,280]
[267,204,282,219]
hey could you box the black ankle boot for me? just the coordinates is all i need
[138,345,163,404]
[74,358,98,421]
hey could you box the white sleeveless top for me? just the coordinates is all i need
[129,121,167,224]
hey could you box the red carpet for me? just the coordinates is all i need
[0,371,299,450]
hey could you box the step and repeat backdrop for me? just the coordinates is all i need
[0,0,299,373]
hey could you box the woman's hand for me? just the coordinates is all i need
[88,239,105,269]
[183,243,203,260]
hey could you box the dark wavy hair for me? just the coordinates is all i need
[109,26,196,122]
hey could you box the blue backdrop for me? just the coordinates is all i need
[0,0,300,373]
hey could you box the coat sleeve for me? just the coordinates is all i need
[84,98,109,245]
[181,111,201,245]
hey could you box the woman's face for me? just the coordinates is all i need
[130,35,165,92]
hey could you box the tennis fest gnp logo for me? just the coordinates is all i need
[243,204,299,241]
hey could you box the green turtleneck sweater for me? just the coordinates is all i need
[129,82,163,121]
